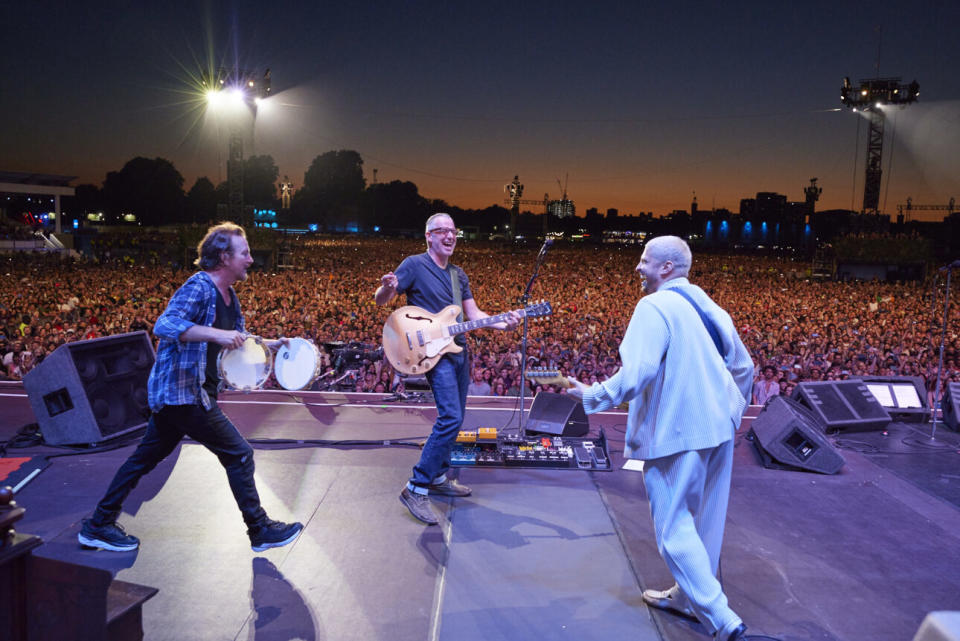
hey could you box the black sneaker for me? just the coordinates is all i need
[399,487,439,525]
[78,519,140,552]
[248,519,303,552]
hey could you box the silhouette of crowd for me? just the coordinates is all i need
[2,237,958,408]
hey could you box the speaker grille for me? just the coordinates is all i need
[750,395,845,474]
[24,331,155,445]
[792,381,891,431]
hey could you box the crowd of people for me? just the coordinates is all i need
[2,238,959,407]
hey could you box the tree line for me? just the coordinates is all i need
[64,150,527,234]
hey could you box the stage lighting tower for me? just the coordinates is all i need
[204,68,272,226]
[840,76,919,214]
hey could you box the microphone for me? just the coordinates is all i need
[939,259,960,272]
[537,238,554,259]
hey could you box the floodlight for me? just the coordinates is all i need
[206,90,220,104]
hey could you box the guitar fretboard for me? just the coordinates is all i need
[446,310,521,336]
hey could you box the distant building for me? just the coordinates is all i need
[547,198,575,218]
[693,191,813,249]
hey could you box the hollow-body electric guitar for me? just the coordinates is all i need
[382,301,552,375]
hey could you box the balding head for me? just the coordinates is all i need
[637,235,692,293]
[643,236,691,277]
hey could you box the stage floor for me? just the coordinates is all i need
[2,381,960,641]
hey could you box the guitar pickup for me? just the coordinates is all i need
[416,329,425,346]
[405,332,413,350]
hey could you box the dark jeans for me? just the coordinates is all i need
[91,402,267,529]
[409,349,469,490]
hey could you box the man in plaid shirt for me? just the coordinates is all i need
[79,223,303,553]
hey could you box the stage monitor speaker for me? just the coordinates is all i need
[748,395,845,474]
[23,331,155,446]
[526,392,589,437]
[857,375,931,423]
[943,382,960,432]
[791,380,891,432]
[912,611,960,641]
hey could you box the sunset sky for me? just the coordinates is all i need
[3,1,958,220]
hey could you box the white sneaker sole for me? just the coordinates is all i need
[251,525,303,552]
[77,532,139,552]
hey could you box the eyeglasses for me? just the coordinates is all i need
[427,228,458,236]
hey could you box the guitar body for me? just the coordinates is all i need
[383,305,464,375]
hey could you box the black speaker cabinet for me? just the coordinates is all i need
[526,392,589,437]
[748,395,845,474]
[23,331,155,445]
[943,382,960,432]
[791,380,891,432]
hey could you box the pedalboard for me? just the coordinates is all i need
[450,427,613,471]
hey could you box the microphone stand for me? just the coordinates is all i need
[517,241,551,437]
[930,262,955,439]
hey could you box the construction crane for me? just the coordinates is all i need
[548,173,575,219]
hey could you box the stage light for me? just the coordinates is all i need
[229,87,245,107]
[206,90,221,107]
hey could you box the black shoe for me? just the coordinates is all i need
[78,519,140,552]
[717,622,747,641]
[248,519,303,552]
[399,487,439,525]
[427,479,471,497]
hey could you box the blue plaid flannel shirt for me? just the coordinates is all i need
[147,271,244,411]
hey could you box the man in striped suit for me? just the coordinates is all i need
[568,236,753,641]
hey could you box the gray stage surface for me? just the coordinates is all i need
[2,382,960,641]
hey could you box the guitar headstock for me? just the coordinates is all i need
[525,367,570,388]
[522,300,552,320]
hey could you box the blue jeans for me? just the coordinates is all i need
[91,402,267,528]
[408,349,469,492]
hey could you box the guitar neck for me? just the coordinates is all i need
[445,309,522,337]
[524,370,571,388]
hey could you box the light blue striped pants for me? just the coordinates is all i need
[643,437,741,635]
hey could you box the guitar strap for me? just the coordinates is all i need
[448,266,463,321]
[669,287,724,357]
[449,266,467,347]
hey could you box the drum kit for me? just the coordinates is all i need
[217,336,330,392]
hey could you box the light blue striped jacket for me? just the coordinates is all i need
[582,278,753,460]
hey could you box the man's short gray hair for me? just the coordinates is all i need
[645,236,692,276]
[425,213,453,233]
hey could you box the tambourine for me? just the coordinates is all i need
[274,337,324,391]
[217,335,273,392]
